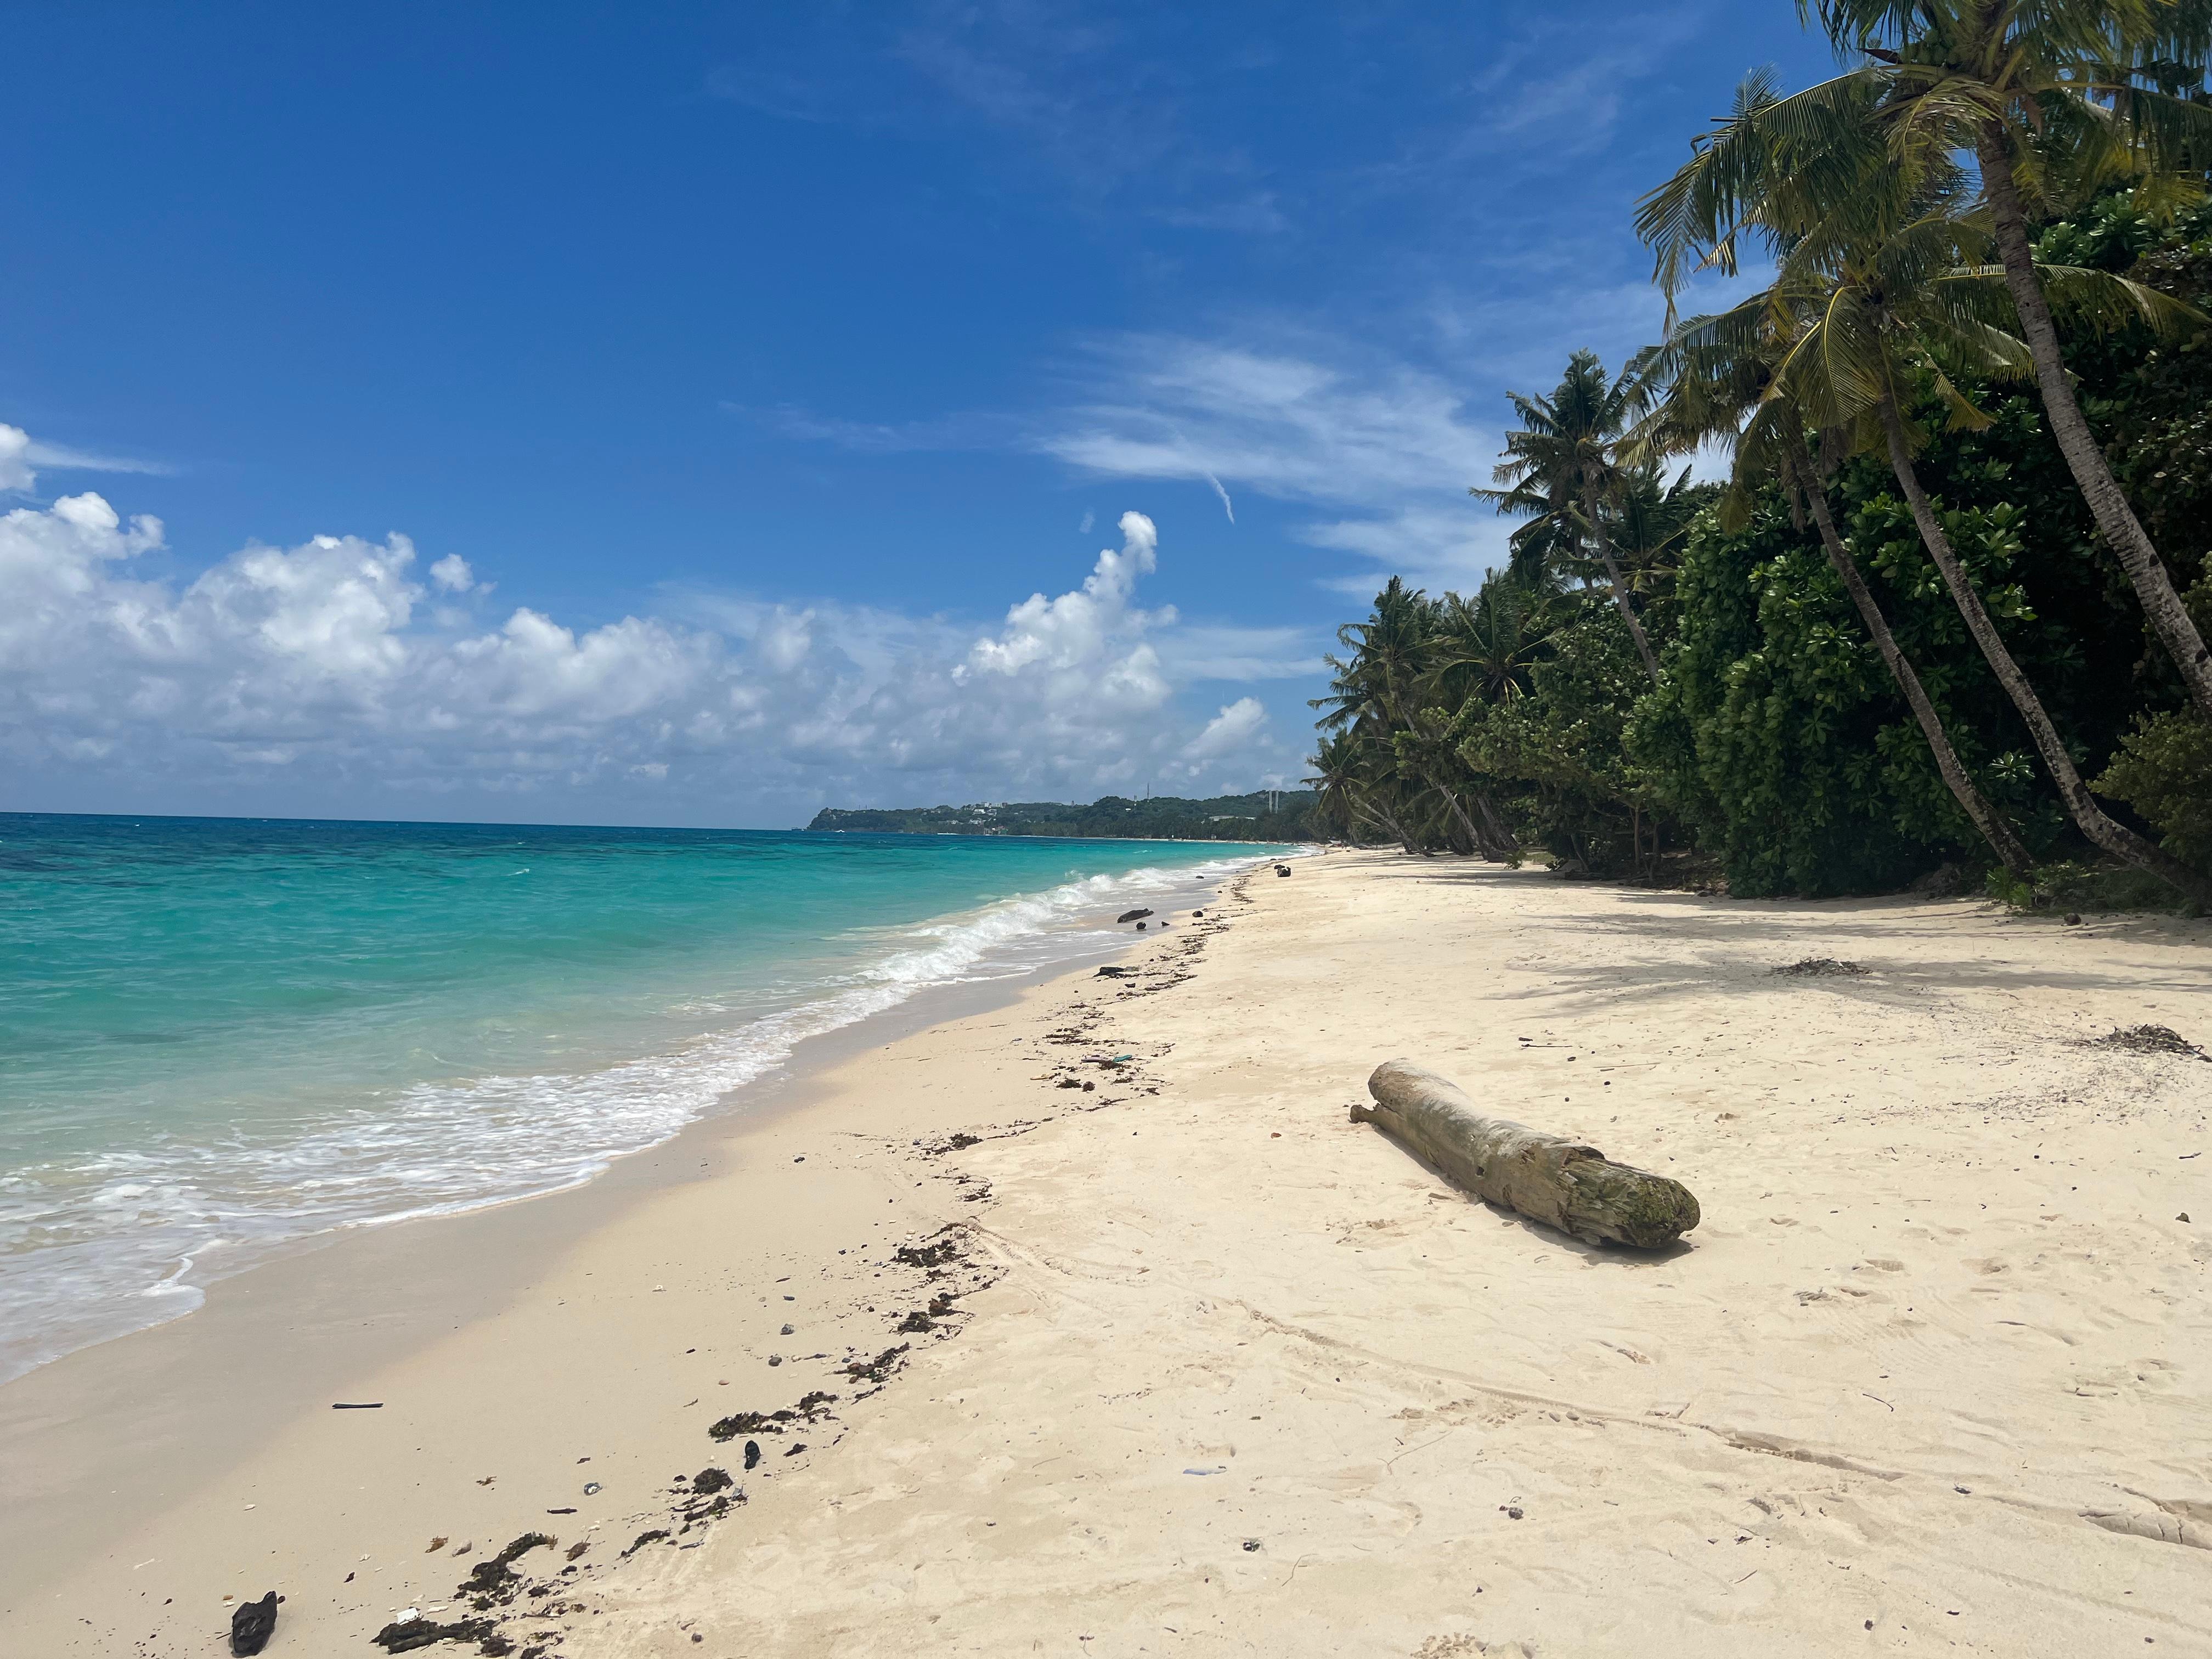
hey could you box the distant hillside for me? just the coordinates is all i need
[805,791,1314,842]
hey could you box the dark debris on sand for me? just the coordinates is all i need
[1772,958,1869,977]
[707,1389,838,1443]
[2086,1024,2207,1059]
[893,1237,962,1270]
[229,1591,280,1656]
[460,1533,555,1600]
[370,1614,499,1654]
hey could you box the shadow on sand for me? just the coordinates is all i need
[1344,856,2212,1010]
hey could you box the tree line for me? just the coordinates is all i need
[1312,1,2212,907]
[809,792,1316,841]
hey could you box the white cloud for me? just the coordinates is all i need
[1184,696,1267,759]
[0,421,172,495]
[1300,504,1515,596]
[1460,9,1709,155]
[1035,334,1506,592]
[0,426,32,493]
[0,445,1306,821]
[963,510,1167,681]
[1151,622,1316,682]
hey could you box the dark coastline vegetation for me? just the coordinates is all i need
[1312,1,2212,911]
[806,791,1316,842]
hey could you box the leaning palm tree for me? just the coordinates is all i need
[1640,10,2212,720]
[1754,201,2212,901]
[1311,580,1451,855]
[1392,707,1515,860]
[1472,352,1664,685]
[1634,291,2038,877]
[1307,729,1381,844]
[1307,724,1431,853]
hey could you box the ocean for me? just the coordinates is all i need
[0,814,1285,1383]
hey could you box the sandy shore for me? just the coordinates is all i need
[8,849,2211,1656]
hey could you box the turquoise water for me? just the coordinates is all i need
[0,814,1282,1380]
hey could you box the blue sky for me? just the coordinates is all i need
[2,2,1830,827]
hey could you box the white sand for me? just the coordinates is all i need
[7,849,2210,1656]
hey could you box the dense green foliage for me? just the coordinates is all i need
[806,792,1315,842]
[1314,151,2212,901]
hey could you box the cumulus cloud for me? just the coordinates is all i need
[0,449,1314,822]
[1183,696,1267,759]
[428,553,480,593]
[964,510,1167,680]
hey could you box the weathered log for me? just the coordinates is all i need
[1351,1059,1700,1249]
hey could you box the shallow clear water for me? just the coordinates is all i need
[0,814,1280,1380]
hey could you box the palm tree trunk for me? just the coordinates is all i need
[1877,397,2211,904]
[1435,785,1483,856]
[1360,798,1426,856]
[1472,789,1517,856]
[1584,481,1663,686]
[1791,458,2035,877]
[1435,783,1508,861]
[1976,128,2212,725]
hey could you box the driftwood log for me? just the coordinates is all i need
[1351,1060,1700,1249]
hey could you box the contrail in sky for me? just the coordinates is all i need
[1204,472,1234,523]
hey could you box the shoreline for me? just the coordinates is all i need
[1,840,1289,1388]
[10,849,2211,1656]
[0,853,1259,1611]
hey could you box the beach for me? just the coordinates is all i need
[6,848,2211,1656]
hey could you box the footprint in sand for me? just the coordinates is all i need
[1865,1257,1906,1272]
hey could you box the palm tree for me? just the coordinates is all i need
[1307,729,1385,844]
[1311,576,1432,731]
[1311,580,1447,855]
[1609,461,1705,605]
[1310,579,1523,860]
[1635,292,2038,876]
[1641,7,2212,721]
[1394,707,1516,860]
[1307,724,1432,853]
[1747,198,2212,901]
[1421,583,1564,712]
[1473,352,1664,685]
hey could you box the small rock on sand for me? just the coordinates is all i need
[228,1592,279,1656]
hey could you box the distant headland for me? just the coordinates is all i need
[805,791,1314,842]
